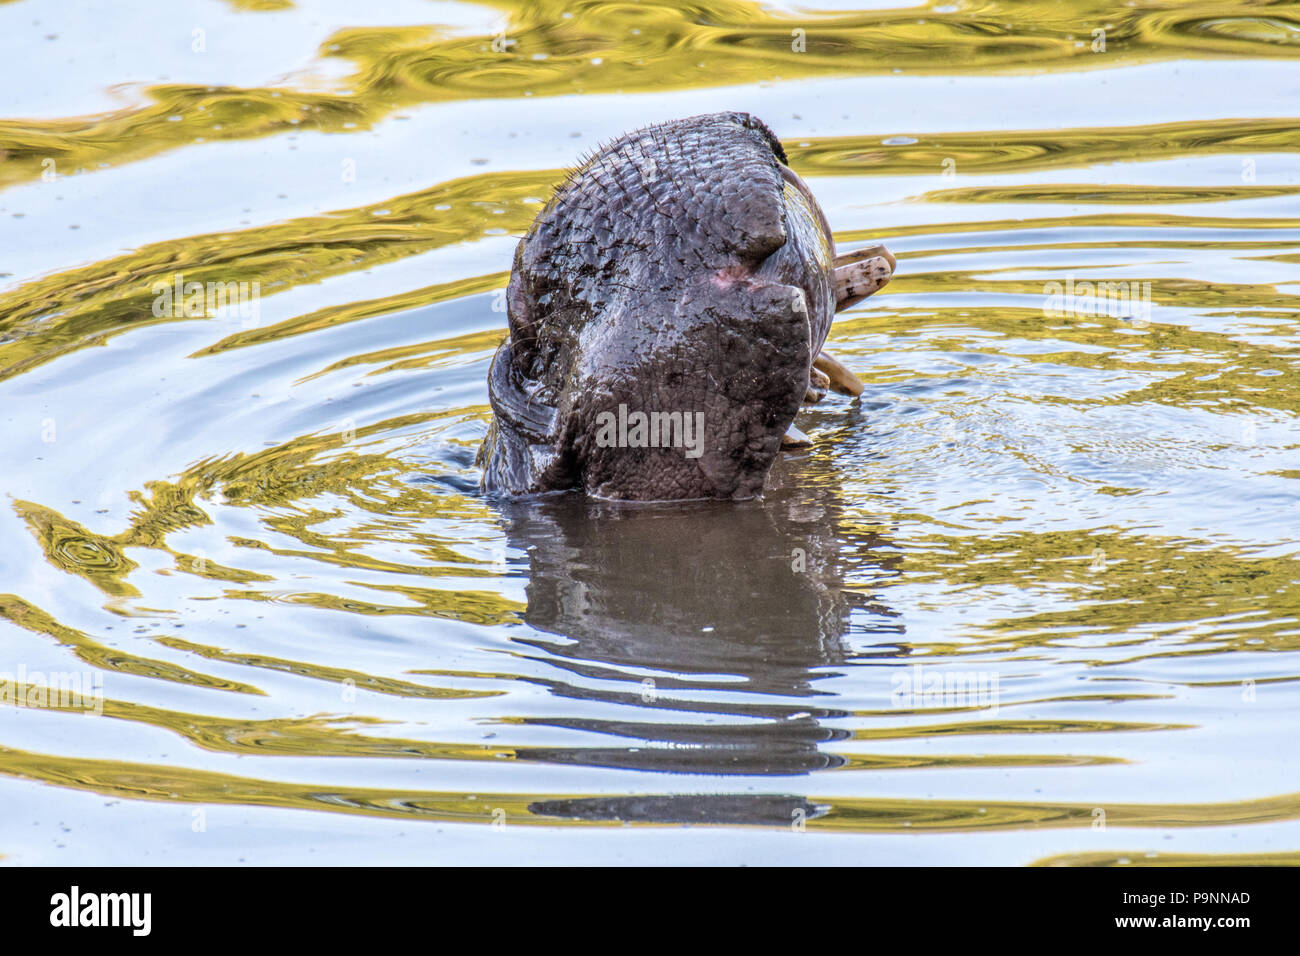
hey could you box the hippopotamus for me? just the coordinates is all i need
[478,111,895,500]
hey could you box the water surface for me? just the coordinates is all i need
[0,0,1298,865]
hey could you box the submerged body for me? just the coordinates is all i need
[478,111,893,500]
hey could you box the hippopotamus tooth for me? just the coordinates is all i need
[478,111,895,500]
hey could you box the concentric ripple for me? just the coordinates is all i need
[0,0,1298,865]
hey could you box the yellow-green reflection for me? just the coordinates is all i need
[0,595,262,694]
[789,117,1300,177]
[912,183,1300,205]
[13,501,141,598]
[3,2,1299,192]
[4,131,1299,388]
[155,636,503,701]
[223,0,294,10]
[198,272,509,362]
[833,294,1300,417]
[10,410,511,623]
[1,743,1298,833]
[0,682,1126,770]
[1032,849,1300,866]
[1,0,1297,865]
[0,171,553,382]
[873,530,1300,653]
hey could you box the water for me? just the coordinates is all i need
[0,0,1298,865]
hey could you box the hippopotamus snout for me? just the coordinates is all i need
[478,111,894,500]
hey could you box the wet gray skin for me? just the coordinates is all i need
[478,111,894,500]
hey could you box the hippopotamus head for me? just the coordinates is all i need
[478,111,894,500]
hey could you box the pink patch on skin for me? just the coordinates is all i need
[712,266,750,286]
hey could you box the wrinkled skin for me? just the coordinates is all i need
[478,111,893,500]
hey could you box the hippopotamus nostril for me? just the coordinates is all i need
[477,111,895,501]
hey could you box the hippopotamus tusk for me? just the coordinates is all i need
[808,244,897,399]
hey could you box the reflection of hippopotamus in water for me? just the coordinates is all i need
[479,111,894,500]
[495,457,905,786]
[492,460,907,823]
